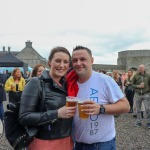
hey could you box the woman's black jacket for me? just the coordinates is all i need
[19,70,72,140]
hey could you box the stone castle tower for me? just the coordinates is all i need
[117,50,150,72]
[93,49,150,73]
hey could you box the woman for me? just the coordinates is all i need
[124,69,135,113]
[19,47,76,150]
[5,68,25,104]
[31,64,45,77]
[112,71,122,89]
[25,64,45,83]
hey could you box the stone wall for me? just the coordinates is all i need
[117,50,150,73]
[2,41,150,73]
[92,64,125,72]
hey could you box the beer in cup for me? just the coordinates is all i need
[78,101,89,119]
[66,96,78,107]
[141,82,144,88]
[127,81,130,85]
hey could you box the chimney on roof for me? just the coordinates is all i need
[25,40,32,48]
[3,46,5,52]
[8,46,11,52]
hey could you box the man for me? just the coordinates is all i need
[71,46,130,150]
[24,70,30,80]
[132,64,150,128]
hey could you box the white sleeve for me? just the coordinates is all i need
[104,76,124,103]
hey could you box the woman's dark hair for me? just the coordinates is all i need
[48,47,71,62]
[12,68,21,80]
[31,64,45,77]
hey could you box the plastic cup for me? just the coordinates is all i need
[78,101,89,119]
[66,96,78,107]
[141,82,144,88]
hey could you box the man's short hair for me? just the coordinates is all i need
[73,46,92,56]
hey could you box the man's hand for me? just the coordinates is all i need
[82,100,100,115]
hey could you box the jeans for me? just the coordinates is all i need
[0,101,4,121]
[75,137,116,150]
[134,93,150,124]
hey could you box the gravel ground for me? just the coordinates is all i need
[0,112,150,150]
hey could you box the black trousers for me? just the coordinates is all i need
[125,90,135,109]
[9,91,22,104]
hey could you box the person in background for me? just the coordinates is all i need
[106,72,112,77]
[31,64,45,77]
[0,69,7,121]
[99,70,106,74]
[124,69,135,113]
[112,70,122,89]
[132,64,150,128]
[25,64,45,84]
[3,70,10,79]
[121,71,127,92]
[68,46,130,150]
[19,47,76,150]
[24,70,30,80]
[4,68,26,104]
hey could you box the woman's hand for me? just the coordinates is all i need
[58,106,77,119]
[11,84,15,90]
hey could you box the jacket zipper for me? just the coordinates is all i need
[38,118,57,126]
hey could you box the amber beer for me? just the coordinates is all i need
[66,96,78,107]
[78,101,89,119]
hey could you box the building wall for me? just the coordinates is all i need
[117,50,150,72]
[16,41,49,68]
[92,64,125,72]
[1,41,150,73]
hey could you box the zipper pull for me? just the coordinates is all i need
[48,125,51,131]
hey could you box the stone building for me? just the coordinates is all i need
[93,49,150,73]
[117,50,150,73]
[16,41,48,68]
[1,41,150,73]
[0,41,48,71]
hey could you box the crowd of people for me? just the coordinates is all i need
[98,64,150,129]
[0,46,149,150]
[0,64,45,122]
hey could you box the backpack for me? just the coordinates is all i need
[4,77,45,150]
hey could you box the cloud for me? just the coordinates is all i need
[1,0,150,64]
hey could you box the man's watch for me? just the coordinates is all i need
[99,105,105,114]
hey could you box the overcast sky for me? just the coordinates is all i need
[1,0,150,64]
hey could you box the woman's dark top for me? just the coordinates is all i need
[19,70,72,140]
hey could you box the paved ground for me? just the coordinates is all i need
[0,98,150,150]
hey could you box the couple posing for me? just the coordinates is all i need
[19,46,130,150]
